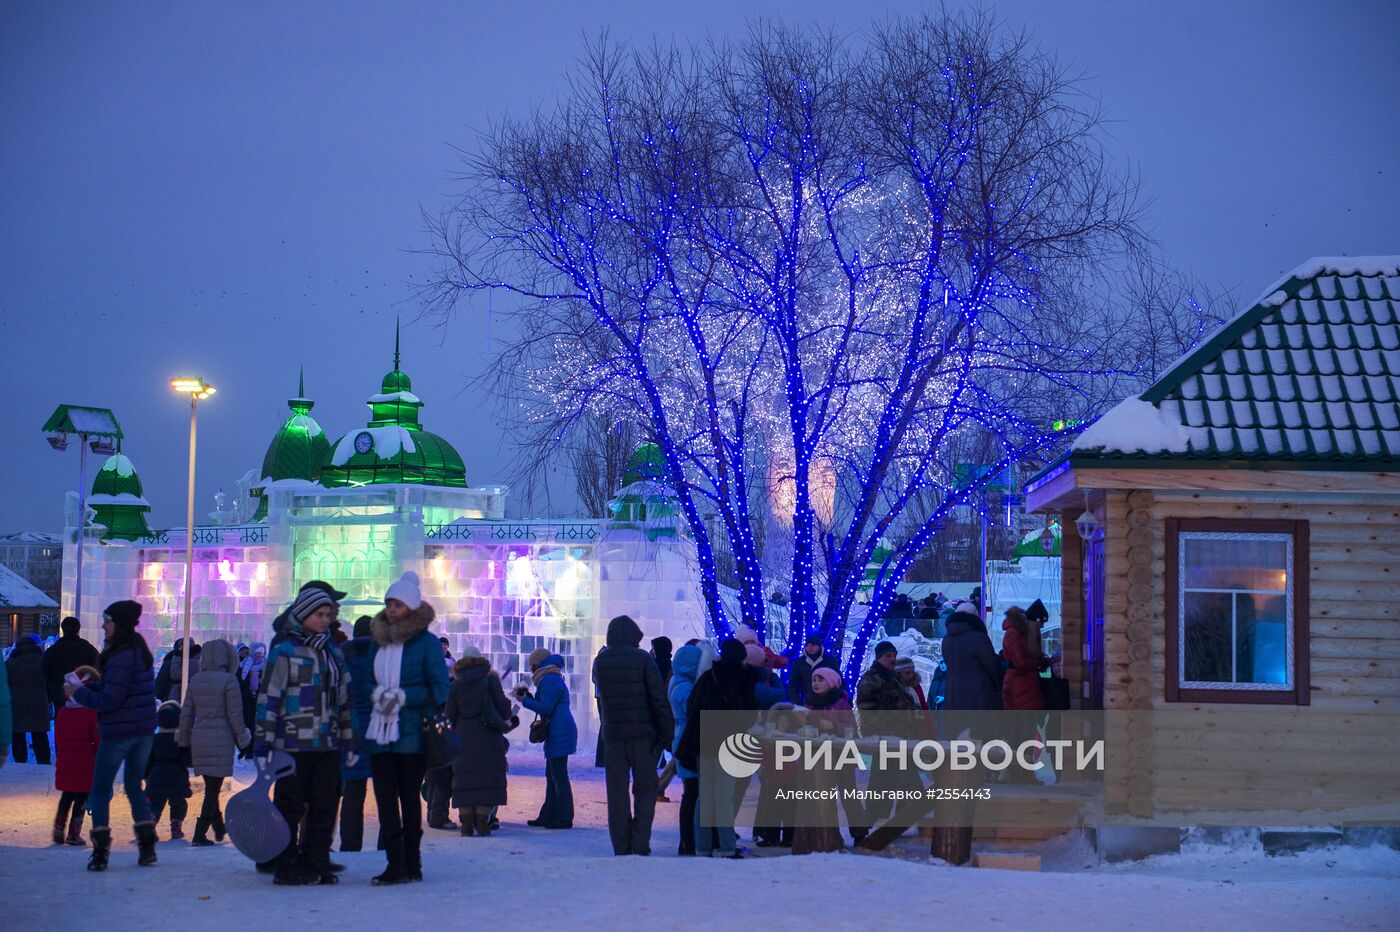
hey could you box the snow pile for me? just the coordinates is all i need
[1073,396,1202,455]
[368,390,422,405]
[99,454,137,477]
[330,426,418,465]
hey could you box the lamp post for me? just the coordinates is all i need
[42,405,122,622]
[170,377,215,702]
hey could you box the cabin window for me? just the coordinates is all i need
[1165,519,1309,704]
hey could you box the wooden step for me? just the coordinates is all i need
[972,851,1042,871]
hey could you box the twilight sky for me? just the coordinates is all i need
[2,0,1397,533]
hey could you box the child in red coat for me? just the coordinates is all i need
[53,667,101,845]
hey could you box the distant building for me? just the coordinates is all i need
[1,561,60,648]
[0,531,63,604]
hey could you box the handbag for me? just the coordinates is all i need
[527,677,563,744]
[421,707,460,770]
[529,716,550,744]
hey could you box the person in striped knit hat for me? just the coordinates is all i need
[254,586,356,886]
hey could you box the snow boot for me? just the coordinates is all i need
[170,819,185,841]
[211,811,227,842]
[474,811,492,837]
[87,827,111,871]
[459,807,477,836]
[66,812,87,846]
[371,849,408,886]
[135,821,158,866]
[404,842,423,882]
[273,863,319,886]
[52,813,66,845]
[190,818,215,846]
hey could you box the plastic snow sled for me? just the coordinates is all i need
[225,750,295,862]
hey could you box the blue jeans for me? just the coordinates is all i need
[696,757,738,856]
[88,734,154,828]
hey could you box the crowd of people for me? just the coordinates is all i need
[0,577,1055,880]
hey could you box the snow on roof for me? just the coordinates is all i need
[65,407,120,435]
[0,531,61,543]
[1252,256,1400,308]
[329,425,418,466]
[368,391,422,405]
[287,415,324,437]
[86,492,152,508]
[0,562,58,608]
[258,478,324,491]
[99,454,137,477]
[1075,257,1400,464]
[1073,396,1204,454]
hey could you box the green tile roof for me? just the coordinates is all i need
[1075,256,1400,467]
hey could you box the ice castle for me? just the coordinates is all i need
[60,334,711,735]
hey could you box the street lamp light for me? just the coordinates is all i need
[171,376,215,702]
[41,405,124,622]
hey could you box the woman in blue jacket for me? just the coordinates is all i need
[67,600,159,871]
[668,641,708,856]
[516,648,578,829]
[364,573,451,885]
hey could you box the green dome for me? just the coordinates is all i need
[382,369,412,394]
[320,329,467,488]
[260,374,332,484]
[89,453,152,541]
[321,427,467,488]
[621,442,669,487]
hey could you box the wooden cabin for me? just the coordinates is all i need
[1026,257,1400,825]
[0,562,59,649]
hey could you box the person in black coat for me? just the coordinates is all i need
[675,639,758,858]
[790,633,840,707]
[446,645,515,837]
[42,617,99,715]
[591,615,674,856]
[940,602,1002,711]
[650,637,673,684]
[6,635,51,764]
[154,640,201,702]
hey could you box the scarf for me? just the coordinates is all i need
[296,631,341,720]
[532,663,562,687]
[367,641,405,745]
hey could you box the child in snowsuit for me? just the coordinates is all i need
[52,667,100,845]
[146,701,193,840]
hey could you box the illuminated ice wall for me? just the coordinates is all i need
[63,483,710,738]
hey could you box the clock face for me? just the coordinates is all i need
[354,431,374,455]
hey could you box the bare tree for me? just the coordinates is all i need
[425,12,1203,678]
[570,415,636,517]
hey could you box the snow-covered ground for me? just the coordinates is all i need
[3,751,1397,930]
